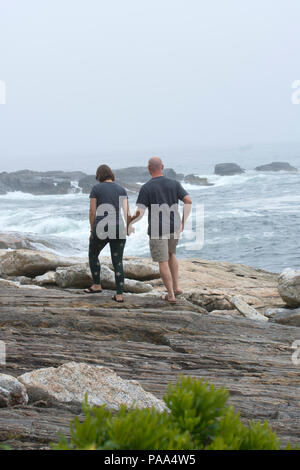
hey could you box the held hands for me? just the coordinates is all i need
[127,224,135,236]
[126,216,135,236]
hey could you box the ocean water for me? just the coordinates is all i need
[1,164,300,273]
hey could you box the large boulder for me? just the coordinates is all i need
[112,260,160,281]
[255,162,298,172]
[214,163,245,176]
[0,250,81,277]
[278,268,300,307]
[54,263,93,288]
[18,362,166,411]
[55,263,153,293]
[0,374,28,407]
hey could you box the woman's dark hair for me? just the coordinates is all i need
[96,164,115,182]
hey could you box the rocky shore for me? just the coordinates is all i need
[0,167,212,196]
[0,162,297,195]
[0,248,299,449]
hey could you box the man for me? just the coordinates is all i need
[130,157,192,303]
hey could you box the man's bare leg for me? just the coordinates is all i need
[168,253,181,295]
[159,261,176,301]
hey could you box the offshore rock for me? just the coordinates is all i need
[214,163,245,176]
[255,162,298,172]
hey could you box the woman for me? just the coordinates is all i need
[84,164,130,302]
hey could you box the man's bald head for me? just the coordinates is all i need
[148,157,164,176]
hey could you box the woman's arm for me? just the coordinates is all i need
[89,198,97,231]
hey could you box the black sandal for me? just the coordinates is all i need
[112,294,124,303]
[84,287,103,294]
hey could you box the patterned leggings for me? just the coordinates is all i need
[89,227,126,294]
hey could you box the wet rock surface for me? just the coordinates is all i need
[0,277,299,449]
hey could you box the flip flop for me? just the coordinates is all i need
[174,290,183,297]
[112,294,124,303]
[161,294,176,304]
[84,287,103,294]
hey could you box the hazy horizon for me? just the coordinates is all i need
[1,0,300,173]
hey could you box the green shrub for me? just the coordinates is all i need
[53,376,293,450]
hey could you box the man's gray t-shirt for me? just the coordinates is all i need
[136,176,188,237]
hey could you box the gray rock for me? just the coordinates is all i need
[255,162,298,172]
[54,263,92,288]
[112,260,160,281]
[0,250,82,277]
[264,307,288,318]
[183,289,232,312]
[0,275,298,449]
[214,163,245,176]
[270,308,300,327]
[124,278,153,293]
[183,174,214,186]
[230,296,268,322]
[14,276,34,285]
[0,374,28,407]
[35,271,57,286]
[55,263,153,293]
[18,362,166,411]
[278,268,300,307]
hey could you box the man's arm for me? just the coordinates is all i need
[180,194,192,231]
[89,198,97,231]
[129,185,148,226]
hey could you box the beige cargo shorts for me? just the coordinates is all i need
[149,234,179,262]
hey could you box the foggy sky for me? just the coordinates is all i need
[0,0,300,172]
